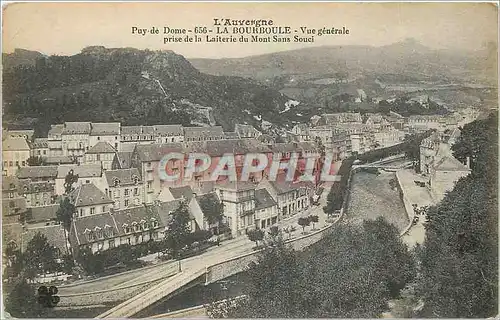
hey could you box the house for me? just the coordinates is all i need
[213,181,258,237]
[30,138,49,158]
[104,168,143,210]
[254,188,278,229]
[47,124,64,157]
[183,126,224,142]
[196,192,224,233]
[84,141,116,170]
[18,181,56,208]
[2,136,30,176]
[42,156,75,166]
[61,122,91,162]
[157,185,195,203]
[16,166,59,184]
[291,124,310,142]
[2,176,27,217]
[320,113,363,126]
[156,199,200,235]
[89,122,121,151]
[69,183,114,219]
[121,125,155,150]
[235,124,262,139]
[258,178,312,218]
[6,129,34,142]
[153,125,184,143]
[420,132,442,175]
[56,164,104,195]
[21,224,68,255]
[429,154,471,202]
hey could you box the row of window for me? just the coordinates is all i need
[77,205,108,217]
[109,187,140,197]
[123,220,159,234]
[3,160,26,168]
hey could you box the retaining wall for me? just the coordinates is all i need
[395,170,415,236]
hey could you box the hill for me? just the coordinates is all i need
[2,46,293,136]
[190,39,496,85]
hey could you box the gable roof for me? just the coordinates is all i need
[31,138,48,149]
[254,188,277,210]
[153,125,183,136]
[434,156,470,172]
[90,122,120,136]
[87,141,116,154]
[57,164,102,178]
[105,168,142,186]
[134,143,184,162]
[169,186,194,200]
[184,126,224,139]
[71,213,119,246]
[62,122,91,135]
[17,166,58,180]
[2,137,30,151]
[113,152,133,169]
[69,183,114,207]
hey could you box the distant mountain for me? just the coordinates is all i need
[2,47,294,135]
[190,38,495,84]
[2,48,45,69]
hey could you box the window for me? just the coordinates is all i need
[15,161,19,167]
[43,150,46,155]
[134,223,141,232]
[114,179,120,187]
[97,137,101,141]
[79,209,83,217]
[96,229,104,239]
[133,188,139,196]
[9,161,13,167]
[125,199,129,207]
[22,161,26,167]
[115,143,118,150]
[108,239,115,248]
[86,180,90,184]
[96,154,100,161]
[90,207,96,215]
[124,189,129,196]
[102,205,107,213]
[3,161,7,167]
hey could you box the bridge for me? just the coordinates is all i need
[96,220,338,318]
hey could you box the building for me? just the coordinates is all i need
[235,124,262,139]
[19,181,56,208]
[16,166,59,184]
[47,124,64,157]
[104,168,143,210]
[419,132,442,175]
[153,125,184,143]
[24,204,60,227]
[84,141,116,170]
[89,122,121,151]
[429,154,471,202]
[69,183,114,219]
[55,164,104,195]
[6,129,35,141]
[61,122,91,162]
[2,176,27,217]
[2,136,30,176]
[183,126,224,142]
[120,126,155,150]
[30,138,49,158]
[258,179,312,218]
[254,188,278,229]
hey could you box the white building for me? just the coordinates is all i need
[2,137,30,176]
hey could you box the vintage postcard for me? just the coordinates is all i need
[1,2,498,319]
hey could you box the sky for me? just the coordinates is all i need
[2,2,498,59]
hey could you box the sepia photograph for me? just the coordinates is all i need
[1,2,498,319]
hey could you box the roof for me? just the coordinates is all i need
[112,205,162,233]
[105,168,141,186]
[121,125,155,135]
[17,166,58,179]
[62,122,91,135]
[224,132,239,139]
[184,139,271,157]
[25,204,59,223]
[22,225,68,254]
[48,124,64,136]
[2,136,30,151]
[184,126,224,139]
[322,113,362,124]
[169,186,194,200]
[71,213,119,245]
[269,142,318,153]
[214,180,257,192]
[434,156,471,172]
[254,188,277,210]
[134,143,184,162]
[114,152,133,169]
[87,141,116,154]
[2,198,27,216]
[153,125,183,136]
[268,180,305,194]
[31,138,48,149]
[2,176,19,191]
[57,164,102,178]
[90,122,120,136]
[69,183,114,207]
[235,124,261,137]
[156,199,195,224]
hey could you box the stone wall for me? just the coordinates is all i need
[395,170,415,236]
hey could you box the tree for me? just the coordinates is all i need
[246,229,265,247]
[64,169,79,195]
[165,201,192,258]
[23,233,59,280]
[298,217,310,234]
[309,215,319,230]
[56,197,75,254]
[417,114,498,318]
[4,278,46,318]
[199,195,225,235]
